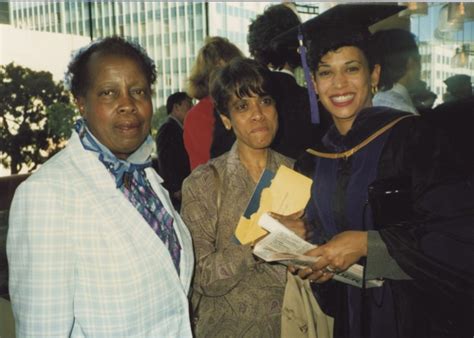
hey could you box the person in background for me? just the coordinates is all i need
[247,3,330,159]
[372,28,421,115]
[155,91,193,210]
[7,37,194,337]
[443,74,472,102]
[184,36,243,170]
[427,74,474,175]
[410,79,437,114]
[275,4,473,338]
[181,58,307,338]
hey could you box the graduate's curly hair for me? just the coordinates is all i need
[65,36,156,99]
[308,30,377,73]
[247,4,301,70]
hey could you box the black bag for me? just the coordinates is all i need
[368,177,415,227]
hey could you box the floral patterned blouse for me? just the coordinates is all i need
[181,143,294,338]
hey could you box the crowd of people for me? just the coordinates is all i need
[6,3,473,338]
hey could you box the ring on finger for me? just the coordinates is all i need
[325,265,337,273]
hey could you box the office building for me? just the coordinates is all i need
[9,2,271,107]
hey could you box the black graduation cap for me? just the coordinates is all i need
[274,4,404,56]
[271,3,405,124]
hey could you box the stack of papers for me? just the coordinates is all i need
[254,213,384,289]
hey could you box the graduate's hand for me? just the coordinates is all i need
[303,267,335,284]
[270,210,309,240]
[304,231,368,278]
[287,263,335,284]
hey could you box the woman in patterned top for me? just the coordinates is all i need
[181,57,308,338]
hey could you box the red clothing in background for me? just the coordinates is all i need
[183,96,215,170]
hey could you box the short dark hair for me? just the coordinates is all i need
[210,57,276,118]
[371,29,419,91]
[248,4,301,70]
[65,36,157,99]
[308,30,376,74]
[166,92,190,115]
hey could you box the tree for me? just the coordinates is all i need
[151,105,168,138]
[45,101,78,153]
[0,63,76,174]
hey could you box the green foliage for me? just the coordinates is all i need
[46,102,79,140]
[151,105,168,138]
[0,63,75,174]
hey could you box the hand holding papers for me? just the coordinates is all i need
[234,165,312,245]
[253,213,316,264]
[254,213,384,289]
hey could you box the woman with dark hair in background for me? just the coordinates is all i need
[247,3,330,159]
[181,58,307,338]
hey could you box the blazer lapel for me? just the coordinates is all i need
[66,133,187,288]
[145,168,193,290]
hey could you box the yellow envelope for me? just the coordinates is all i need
[235,165,313,245]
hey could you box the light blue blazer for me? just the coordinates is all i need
[7,132,194,337]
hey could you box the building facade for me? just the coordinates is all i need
[9,1,271,108]
[411,3,474,105]
[8,2,474,108]
[419,41,474,105]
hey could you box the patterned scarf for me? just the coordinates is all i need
[74,118,181,273]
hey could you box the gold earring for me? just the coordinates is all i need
[371,85,378,96]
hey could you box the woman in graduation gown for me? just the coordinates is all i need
[276,4,474,338]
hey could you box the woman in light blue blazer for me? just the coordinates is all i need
[7,37,194,337]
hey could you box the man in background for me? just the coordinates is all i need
[410,79,437,116]
[429,75,474,175]
[443,74,472,103]
[372,29,421,115]
[156,92,193,210]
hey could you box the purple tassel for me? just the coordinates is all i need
[298,30,320,124]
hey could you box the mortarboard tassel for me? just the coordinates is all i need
[298,28,320,124]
